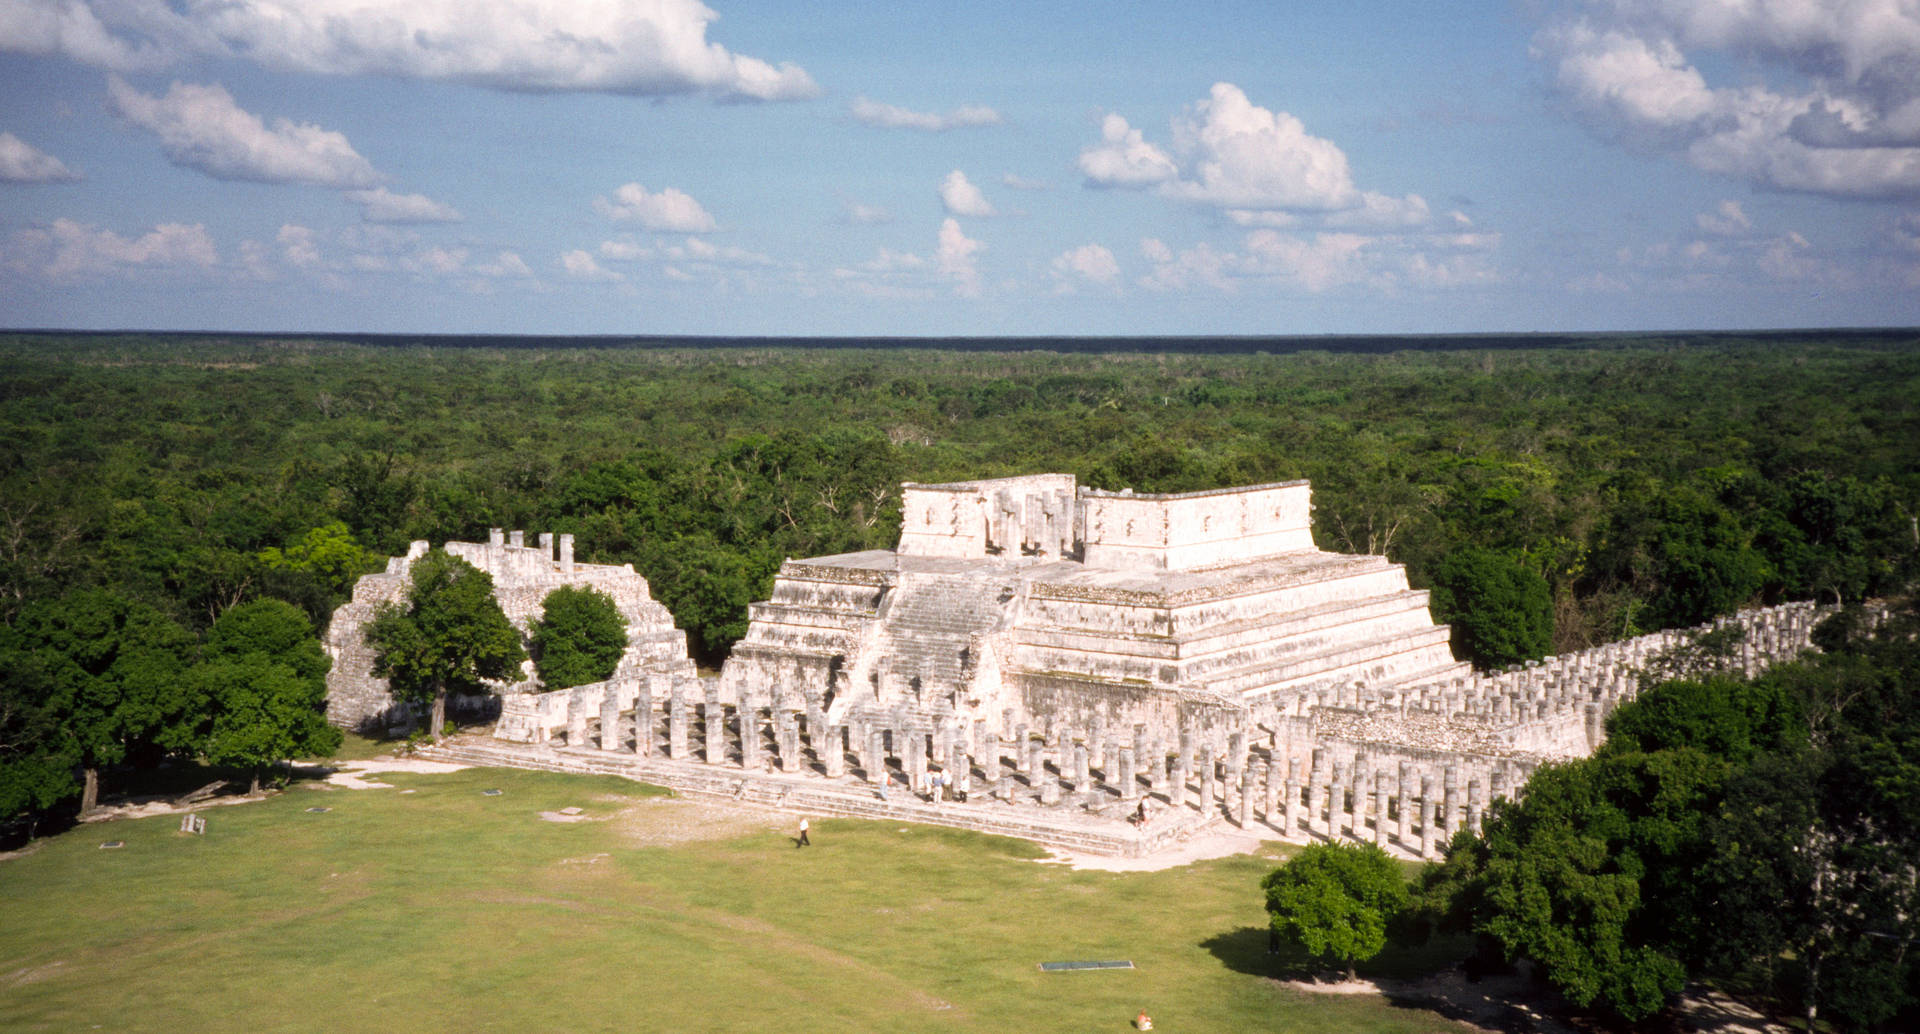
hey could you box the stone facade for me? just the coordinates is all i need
[345,475,1828,858]
[323,529,696,732]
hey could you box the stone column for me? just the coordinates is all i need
[567,689,589,749]
[1013,724,1031,778]
[907,729,928,794]
[1133,724,1150,782]
[739,703,760,770]
[1149,743,1168,799]
[1467,776,1484,836]
[1199,753,1217,818]
[1395,762,1413,844]
[667,682,689,759]
[782,715,803,774]
[1116,746,1137,800]
[1442,765,1460,842]
[1072,742,1091,795]
[1420,775,1436,859]
[599,686,621,752]
[1373,770,1389,847]
[1306,752,1326,836]
[1282,758,1299,835]
[1025,736,1045,789]
[1264,755,1283,822]
[704,691,726,766]
[635,679,657,757]
[868,729,887,786]
[1330,761,1348,839]
[822,724,845,778]
[1089,713,1107,771]
[1238,764,1255,827]
[1170,750,1190,810]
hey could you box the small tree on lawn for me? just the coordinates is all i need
[365,549,525,739]
[1263,841,1410,981]
[191,599,342,793]
[530,585,628,690]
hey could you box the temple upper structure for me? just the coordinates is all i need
[721,475,1470,743]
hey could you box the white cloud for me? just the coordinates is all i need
[1082,85,1427,221]
[1695,199,1752,236]
[277,223,319,267]
[598,240,655,262]
[595,183,717,232]
[5,0,818,100]
[473,251,534,278]
[1078,113,1178,187]
[839,201,891,225]
[1534,4,1920,199]
[347,187,461,224]
[0,131,79,182]
[938,170,995,217]
[936,217,983,295]
[850,96,1000,131]
[108,76,378,187]
[1163,83,1360,210]
[3,218,216,278]
[560,248,622,281]
[1001,173,1048,191]
[1137,225,1498,295]
[1050,243,1120,290]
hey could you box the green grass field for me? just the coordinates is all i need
[0,765,1471,1033]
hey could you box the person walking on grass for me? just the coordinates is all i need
[797,817,810,848]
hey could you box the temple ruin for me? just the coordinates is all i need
[332,475,1826,858]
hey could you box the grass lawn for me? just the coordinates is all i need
[0,766,1472,1033]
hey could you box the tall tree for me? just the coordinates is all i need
[364,549,524,738]
[1428,546,1553,669]
[529,585,627,690]
[0,589,197,813]
[189,599,342,793]
[1263,842,1409,981]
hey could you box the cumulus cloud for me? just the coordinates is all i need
[0,131,79,182]
[472,251,534,278]
[936,217,983,295]
[1081,84,1429,222]
[108,76,378,187]
[851,96,1000,131]
[1050,243,1120,291]
[347,187,461,224]
[595,182,718,232]
[938,170,995,217]
[4,0,817,100]
[1162,83,1361,210]
[560,248,622,281]
[1078,113,1178,187]
[277,223,320,267]
[1695,199,1752,236]
[3,218,216,278]
[1534,2,1920,199]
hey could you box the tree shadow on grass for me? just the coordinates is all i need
[1199,925,1331,982]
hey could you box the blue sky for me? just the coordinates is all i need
[2,0,1918,335]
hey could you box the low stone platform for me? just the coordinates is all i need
[419,735,1235,859]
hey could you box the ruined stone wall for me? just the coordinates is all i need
[325,529,695,732]
[1080,481,1314,571]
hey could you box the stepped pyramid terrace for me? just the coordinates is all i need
[330,476,1827,859]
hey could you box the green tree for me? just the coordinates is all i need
[0,590,197,813]
[1428,547,1553,669]
[0,653,81,833]
[530,585,627,690]
[364,549,525,738]
[1262,842,1409,981]
[257,521,384,608]
[188,599,341,793]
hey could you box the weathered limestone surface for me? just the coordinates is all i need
[323,529,695,732]
[356,475,1829,860]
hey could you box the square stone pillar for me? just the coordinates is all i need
[1071,742,1091,794]
[1419,775,1437,857]
[635,680,657,757]
[1089,713,1107,770]
[868,730,887,785]
[567,690,590,749]
[1116,746,1137,800]
[781,717,803,774]
[822,725,845,778]
[667,682,690,759]
[1149,742,1168,799]
[599,687,621,752]
[1199,755,1217,818]
[704,693,726,766]
[1467,776,1484,836]
[1442,765,1460,839]
[739,705,760,770]
[1013,724,1031,778]
[1373,771,1389,846]
[1396,763,1413,844]
[1237,764,1255,827]
[1169,752,1190,810]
